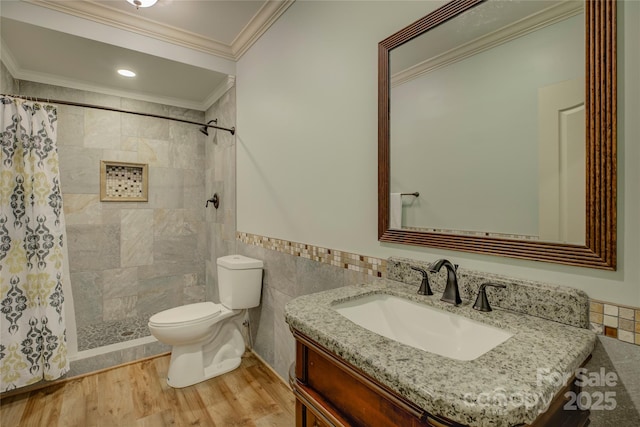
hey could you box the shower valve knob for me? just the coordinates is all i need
[206,193,219,209]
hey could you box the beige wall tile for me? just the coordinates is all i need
[619,318,635,332]
[619,307,635,320]
[57,110,84,146]
[618,330,635,344]
[590,312,603,324]
[102,267,138,299]
[58,146,102,194]
[103,295,137,322]
[63,194,102,225]
[84,109,121,149]
[604,304,619,317]
[102,150,138,163]
[153,209,185,238]
[590,301,604,313]
[138,138,170,167]
[120,209,154,267]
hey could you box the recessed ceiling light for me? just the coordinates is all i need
[117,69,136,78]
[126,0,158,8]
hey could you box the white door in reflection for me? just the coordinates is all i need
[538,78,586,245]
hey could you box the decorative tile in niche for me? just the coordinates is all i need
[100,161,148,202]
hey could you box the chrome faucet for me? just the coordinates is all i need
[410,266,433,296]
[429,259,462,305]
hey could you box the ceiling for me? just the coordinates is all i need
[0,0,294,110]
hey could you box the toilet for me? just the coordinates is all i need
[148,255,263,388]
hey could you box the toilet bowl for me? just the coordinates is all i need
[148,255,263,388]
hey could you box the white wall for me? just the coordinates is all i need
[237,0,640,307]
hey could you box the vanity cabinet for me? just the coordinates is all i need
[290,329,590,427]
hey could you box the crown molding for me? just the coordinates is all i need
[24,0,294,62]
[231,0,295,59]
[391,1,583,87]
[203,75,236,109]
[25,0,235,59]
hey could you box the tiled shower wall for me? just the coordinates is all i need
[204,84,237,303]
[17,79,208,352]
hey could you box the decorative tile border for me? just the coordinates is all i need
[237,232,639,346]
[236,232,386,277]
[589,300,640,346]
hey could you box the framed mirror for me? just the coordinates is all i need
[378,0,616,270]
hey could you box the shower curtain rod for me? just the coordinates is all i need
[1,94,236,135]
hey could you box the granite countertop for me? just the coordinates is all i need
[284,279,597,427]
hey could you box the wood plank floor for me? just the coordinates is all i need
[0,352,295,427]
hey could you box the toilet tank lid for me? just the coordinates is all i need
[217,255,263,269]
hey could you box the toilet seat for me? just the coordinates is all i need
[149,302,222,328]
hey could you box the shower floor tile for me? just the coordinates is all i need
[76,315,152,351]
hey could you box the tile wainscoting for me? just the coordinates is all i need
[237,232,386,277]
[237,232,640,347]
[589,301,640,345]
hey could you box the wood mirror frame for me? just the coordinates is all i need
[378,0,616,270]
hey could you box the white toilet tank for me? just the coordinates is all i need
[217,255,264,309]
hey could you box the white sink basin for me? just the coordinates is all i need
[333,293,513,361]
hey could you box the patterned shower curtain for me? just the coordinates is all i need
[0,96,69,391]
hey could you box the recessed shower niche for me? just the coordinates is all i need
[100,161,149,202]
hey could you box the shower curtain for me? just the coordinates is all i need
[0,96,69,391]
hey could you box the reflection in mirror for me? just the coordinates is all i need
[378,0,617,270]
[389,0,585,245]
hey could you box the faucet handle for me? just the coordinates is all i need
[410,266,433,296]
[473,282,506,312]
